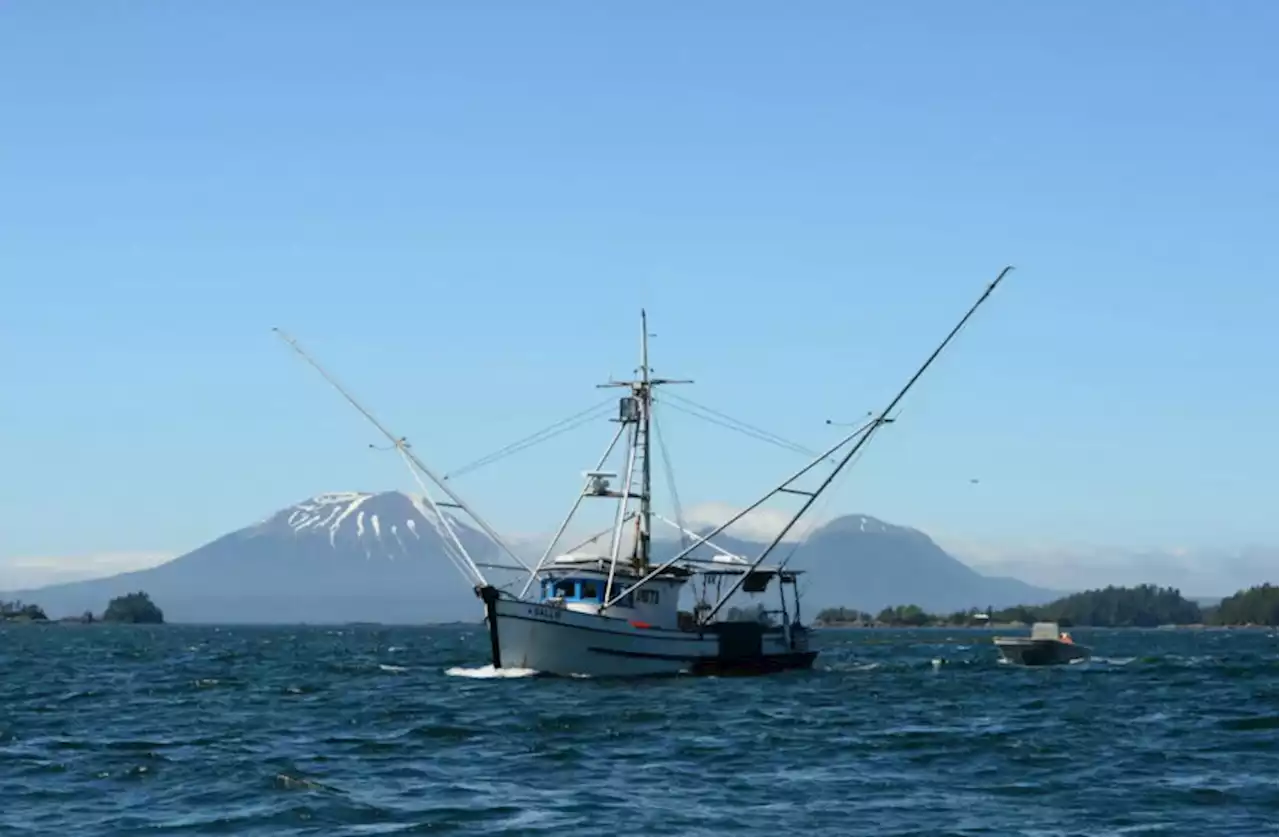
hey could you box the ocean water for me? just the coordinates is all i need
[0,625,1275,836]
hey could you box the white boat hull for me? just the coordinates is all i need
[486,595,815,678]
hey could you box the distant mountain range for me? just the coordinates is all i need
[2,491,1063,623]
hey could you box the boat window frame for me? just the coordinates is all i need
[540,575,637,608]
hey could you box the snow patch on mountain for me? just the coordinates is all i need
[284,492,376,547]
[257,491,475,561]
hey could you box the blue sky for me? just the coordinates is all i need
[1,2,1275,592]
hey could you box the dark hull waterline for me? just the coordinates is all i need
[993,638,1091,667]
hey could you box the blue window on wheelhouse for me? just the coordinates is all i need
[540,577,638,606]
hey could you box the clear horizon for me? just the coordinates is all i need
[1,3,1275,594]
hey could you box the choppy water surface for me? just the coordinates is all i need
[0,625,1275,836]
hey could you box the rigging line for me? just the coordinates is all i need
[602,417,873,610]
[651,406,690,553]
[794,577,812,608]
[698,265,1016,625]
[661,390,827,459]
[775,406,914,571]
[445,399,615,480]
[775,439,873,573]
[392,444,485,588]
[774,401,916,573]
[656,398,820,459]
[392,445,484,586]
[660,397,818,458]
[272,328,530,579]
[517,422,629,599]
[651,515,740,561]
[777,418,885,568]
[444,398,616,480]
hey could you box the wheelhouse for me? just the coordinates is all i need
[539,576,634,609]
[535,553,691,628]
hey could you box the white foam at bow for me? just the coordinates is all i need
[445,665,537,679]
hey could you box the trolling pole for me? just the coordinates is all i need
[698,266,1015,624]
[602,413,883,608]
[272,329,534,583]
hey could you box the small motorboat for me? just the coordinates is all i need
[993,621,1091,666]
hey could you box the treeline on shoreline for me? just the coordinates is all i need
[815,583,1278,628]
[0,591,165,625]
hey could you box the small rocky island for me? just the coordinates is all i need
[1,591,165,625]
[102,592,165,624]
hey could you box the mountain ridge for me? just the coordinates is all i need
[2,491,1062,623]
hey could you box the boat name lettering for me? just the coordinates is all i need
[527,605,564,621]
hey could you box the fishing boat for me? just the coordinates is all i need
[993,621,1091,666]
[275,266,1015,678]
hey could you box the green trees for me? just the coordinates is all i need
[875,604,931,626]
[813,583,1278,627]
[2,592,166,624]
[1204,584,1278,627]
[0,601,48,622]
[1000,584,1203,628]
[815,605,982,626]
[814,607,874,625]
[102,591,165,624]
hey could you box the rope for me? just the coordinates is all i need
[656,395,823,460]
[444,398,615,480]
[651,405,690,552]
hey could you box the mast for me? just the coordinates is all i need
[596,311,690,596]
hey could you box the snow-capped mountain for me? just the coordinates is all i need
[2,491,510,624]
[251,490,494,565]
[3,494,1060,623]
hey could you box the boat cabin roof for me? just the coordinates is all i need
[696,565,802,593]
[698,566,803,580]
[537,553,693,580]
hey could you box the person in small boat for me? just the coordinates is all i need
[1059,631,1073,644]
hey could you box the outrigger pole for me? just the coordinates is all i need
[601,413,884,608]
[271,329,534,589]
[696,265,1015,624]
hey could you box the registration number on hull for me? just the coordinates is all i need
[526,605,564,622]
